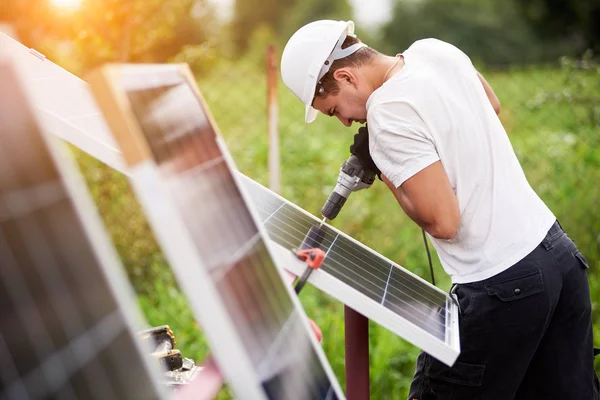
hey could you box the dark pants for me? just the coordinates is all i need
[408,221,600,400]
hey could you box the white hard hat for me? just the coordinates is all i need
[281,20,366,123]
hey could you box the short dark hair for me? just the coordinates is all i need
[313,35,379,100]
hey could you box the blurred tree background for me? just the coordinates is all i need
[2,0,599,398]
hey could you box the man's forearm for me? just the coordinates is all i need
[382,173,459,240]
[382,175,429,228]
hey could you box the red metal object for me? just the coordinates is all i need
[345,306,370,400]
[293,248,326,295]
[294,248,326,270]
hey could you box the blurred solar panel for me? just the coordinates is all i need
[88,64,344,400]
[0,33,124,172]
[239,174,461,366]
[0,63,166,399]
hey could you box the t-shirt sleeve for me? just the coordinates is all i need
[369,102,440,188]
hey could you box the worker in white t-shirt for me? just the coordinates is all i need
[281,20,599,399]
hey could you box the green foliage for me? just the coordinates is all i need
[517,0,600,50]
[379,0,572,66]
[231,0,296,51]
[72,0,216,71]
[73,150,174,296]
[279,0,353,45]
[528,50,600,127]
[1,0,217,74]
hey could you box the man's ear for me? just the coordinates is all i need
[333,68,357,87]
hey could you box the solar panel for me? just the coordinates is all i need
[87,64,344,400]
[0,33,124,172]
[239,173,461,366]
[0,63,166,399]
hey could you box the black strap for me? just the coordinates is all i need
[422,229,435,286]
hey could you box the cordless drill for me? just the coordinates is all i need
[321,154,376,220]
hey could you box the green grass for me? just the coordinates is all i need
[75,57,599,399]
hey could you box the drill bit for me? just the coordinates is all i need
[319,216,327,227]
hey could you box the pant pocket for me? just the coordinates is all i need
[573,250,590,269]
[424,358,485,399]
[426,359,485,387]
[484,269,544,301]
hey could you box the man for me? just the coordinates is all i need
[281,20,599,399]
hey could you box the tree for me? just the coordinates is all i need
[1,0,218,75]
[232,0,296,52]
[280,0,353,43]
[517,0,600,51]
[380,0,567,67]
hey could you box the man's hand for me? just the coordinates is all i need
[349,125,382,179]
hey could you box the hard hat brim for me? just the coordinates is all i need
[305,104,319,123]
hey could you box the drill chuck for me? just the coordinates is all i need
[321,192,348,220]
[321,154,375,220]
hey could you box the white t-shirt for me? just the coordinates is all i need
[366,38,555,284]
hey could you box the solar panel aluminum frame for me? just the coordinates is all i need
[87,63,345,400]
[0,33,125,173]
[0,60,168,399]
[239,174,461,367]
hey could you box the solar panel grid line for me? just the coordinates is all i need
[132,127,332,396]
[175,63,345,395]
[253,198,448,315]
[268,212,448,327]
[241,174,448,299]
[47,138,172,400]
[323,243,446,318]
[36,107,126,173]
[267,241,459,365]
[208,233,262,281]
[3,310,125,400]
[0,34,127,173]
[0,231,76,399]
[323,233,340,257]
[255,312,297,375]
[1,209,124,400]
[152,82,337,400]
[0,169,111,400]
[214,138,345,398]
[241,177,445,310]
[262,203,285,225]
[0,181,66,222]
[381,264,395,305]
[129,161,270,400]
[11,210,97,341]
[268,236,443,336]
[0,334,30,400]
[254,203,446,316]
[244,181,445,300]
[239,173,460,366]
[228,206,447,326]
[0,62,167,399]
[89,63,344,399]
[139,130,314,398]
